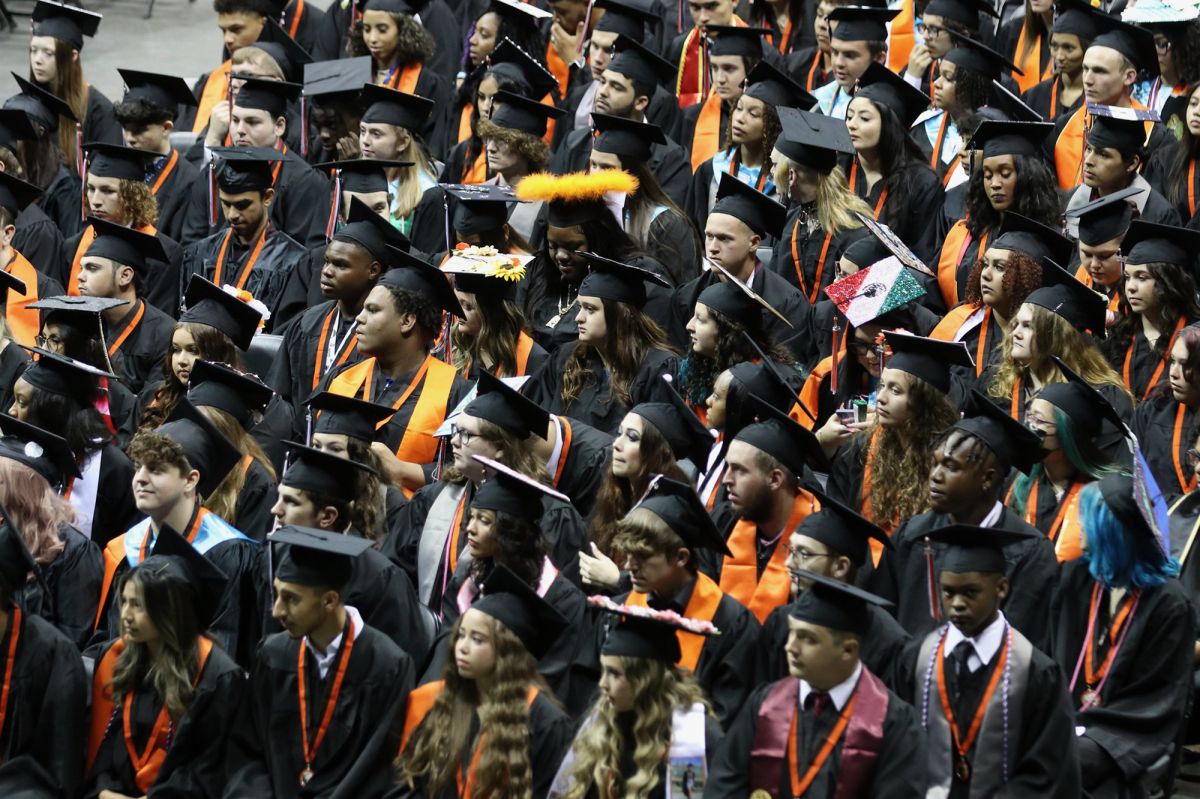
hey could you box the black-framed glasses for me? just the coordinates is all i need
[787,546,833,562]
[917,22,946,37]
[34,334,63,349]
[450,425,479,445]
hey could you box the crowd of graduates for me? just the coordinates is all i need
[1,0,1200,793]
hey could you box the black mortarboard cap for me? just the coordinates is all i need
[380,246,465,317]
[445,183,515,237]
[118,69,198,112]
[967,119,1054,158]
[470,454,570,520]
[735,393,828,474]
[986,80,1042,123]
[233,77,302,119]
[727,356,795,416]
[83,216,168,273]
[1065,185,1139,246]
[1041,356,1126,439]
[575,250,670,308]
[145,522,229,627]
[1026,260,1108,334]
[593,0,657,39]
[466,371,549,440]
[632,376,714,469]
[8,73,78,131]
[944,31,1021,79]
[706,25,769,57]
[318,158,409,194]
[922,523,1038,573]
[0,109,36,153]
[488,0,553,31]
[362,0,416,14]
[360,84,434,131]
[1086,104,1153,156]
[923,0,997,27]
[254,18,313,83]
[992,211,1074,264]
[882,331,974,394]
[0,171,41,214]
[31,0,101,49]
[0,505,35,592]
[271,525,372,589]
[710,173,787,238]
[855,62,931,128]
[210,146,284,193]
[1053,0,1106,39]
[282,440,377,497]
[789,570,891,636]
[489,90,565,137]
[829,5,898,41]
[475,563,569,659]
[598,603,704,662]
[795,486,890,567]
[16,345,110,406]
[1090,14,1157,73]
[1122,219,1200,271]
[592,113,667,162]
[629,473,730,555]
[697,271,784,330]
[306,390,395,442]
[487,39,558,101]
[0,414,80,484]
[187,359,273,429]
[157,399,242,498]
[1097,472,1161,545]
[334,196,410,263]
[610,34,678,86]
[952,389,1043,474]
[28,295,126,339]
[776,107,854,174]
[85,142,156,181]
[303,57,373,102]
[743,60,816,109]
[179,275,265,350]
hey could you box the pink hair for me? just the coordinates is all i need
[0,457,72,565]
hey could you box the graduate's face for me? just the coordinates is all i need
[217,11,266,55]
[122,121,173,154]
[76,256,123,300]
[686,302,720,357]
[710,55,747,102]
[468,12,501,67]
[28,36,59,85]
[85,175,128,224]
[454,290,483,337]
[132,459,197,518]
[465,507,499,559]
[785,618,858,687]
[230,107,284,148]
[977,248,1010,310]
[7,378,32,422]
[484,136,525,176]
[1123,262,1157,316]
[704,214,757,272]
[814,1,834,50]
[596,69,645,118]
[120,580,160,647]
[575,295,608,343]
[219,188,272,242]
[1188,88,1200,137]
[939,571,1007,637]
[170,326,200,385]
[981,155,1018,212]
[687,0,733,29]
[451,413,501,479]
[787,532,845,595]
[1078,235,1123,288]
[1051,33,1085,77]
[928,435,995,515]
[624,543,690,595]
[359,123,408,161]
[849,326,884,378]
[1008,303,1036,364]
[588,31,617,80]
[311,433,352,458]
[547,225,589,283]
[272,484,333,529]
[722,440,775,521]
[36,322,67,356]
[455,609,498,681]
[1025,398,1059,453]
[550,0,589,32]
[932,61,957,112]
[920,14,954,59]
[1082,46,1136,106]
[272,579,337,638]
[611,413,646,479]
[361,10,401,64]
[730,95,766,147]
[1169,337,1200,406]
[475,75,501,122]
[321,240,381,303]
[598,655,636,712]
[844,98,881,153]
[588,148,623,174]
[1082,143,1135,191]
[874,368,914,427]
[343,191,390,222]
[831,40,874,89]
[354,285,406,355]
[705,369,734,431]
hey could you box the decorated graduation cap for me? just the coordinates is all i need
[1025,260,1107,334]
[593,0,658,39]
[470,454,570,520]
[592,113,667,163]
[186,360,273,429]
[952,389,1044,474]
[1097,472,1165,547]
[0,108,36,153]
[882,331,974,394]
[631,376,714,469]
[709,173,787,238]
[210,146,284,193]
[281,440,378,498]
[629,473,731,555]
[179,275,265,350]
[360,84,434,131]
[796,486,891,567]
[0,500,35,593]
[609,34,677,87]
[742,61,816,109]
[0,170,42,215]
[854,62,931,128]
[593,594,720,662]
[445,183,515,237]
[16,345,113,408]
[487,39,558,101]
[824,257,926,328]
[488,0,554,29]
[1053,0,1106,40]
[1042,356,1127,440]
[922,523,1037,574]
[923,0,997,28]
[117,69,197,115]
[157,399,243,498]
[83,216,168,273]
[944,31,1022,80]
[380,246,465,317]
[464,371,549,440]
[303,57,373,103]
[734,392,828,474]
[317,157,409,196]
[789,570,891,637]
[0,414,80,485]
[576,250,669,308]
[144,522,229,627]
[967,119,1054,158]
[7,73,77,132]
[1086,104,1154,156]
[271,525,372,590]
[706,24,769,57]
[516,170,635,228]
[232,77,302,119]
[828,5,898,41]
[31,0,101,49]
[474,563,569,659]
[489,90,565,137]
[334,196,409,263]
[306,390,394,442]
[1121,219,1200,271]
[442,246,532,299]
[1089,12,1157,73]
[990,212,1074,265]
[1064,185,1139,246]
[776,107,854,174]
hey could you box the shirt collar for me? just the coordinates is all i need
[943,611,1007,671]
[799,660,862,712]
[304,605,363,667]
[978,501,1004,529]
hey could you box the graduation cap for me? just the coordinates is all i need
[333,196,410,263]
[706,25,770,57]
[575,250,670,308]
[465,371,549,440]
[609,34,677,87]
[923,0,996,28]
[986,80,1042,123]
[952,389,1044,474]
[117,69,198,113]
[0,267,26,308]
[840,229,890,269]
[710,173,787,238]
[516,170,636,228]
[697,269,787,330]
[85,142,158,181]
[1122,219,1200,271]
[0,414,81,484]
[445,183,515,237]
[734,393,828,474]
[632,376,714,469]
[442,246,535,297]
[629,473,731,555]
[829,5,898,41]
[1053,0,1106,40]
[489,90,565,137]
[788,570,891,637]
[991,212,1074,265]
[179,275,265,350]
[281,440,378,498]
[83,217,169,274]
[1086,104,1154,156]
[882,331,974,395]
[157,399,243,498]
[470,454,570,520]
[380,246,465,317]
[31,0,101,49]
[143,522,229,627]
[487,39,558,101]
[232,77,302,119]
[742,61,816,109]
[922,523,1038,574]
[27,295,127,340]
[15,345,112,406]
[592,113,667,163]
[306,390,395,442]
[1089,13,1157,73]
[854,62,931,128]
[318,158,410,196]
[593,0,658,39]
[0,171,41,215]
[1064,185,1140,247]
[361,0,417,14]
[186,359,273,429]
[488,0,553,28]
[0,109,36,153]
[795,486,890,567]
[776,108,854,174]
[253,18,313,83]
[474,563,569,659]
[303,57,373,103]
[727,350,796,415]
[360,84,434,131]
[944,31,1022,80]
[0,504,35,593]
[1041,355,1127,440]
[594,594,720,662]
[7,73,77,132]
[824,257,926,327]
[210,146,284,193]
[966,119,1054,159]
[1097,472,1163,547]
[271,525,372,589]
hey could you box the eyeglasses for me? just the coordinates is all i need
[787,546,833,563]
[917,22,946,37]
[34,334,64,349]
[848,341,883,357]
[450,425,480,445]
[1155,38,1172,53]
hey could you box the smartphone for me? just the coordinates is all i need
[835,408,855,426]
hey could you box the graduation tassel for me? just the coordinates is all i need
[925,536,942,622]
[442,192,451,255]
[578,0,596,57]
[208,162,219,227]
[829,319,840,395]
[325,170,342,241]
[77,124,86,221]
[299,95,309,158]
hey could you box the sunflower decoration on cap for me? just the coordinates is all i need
[445,244,532,282]
[516,170,639,228]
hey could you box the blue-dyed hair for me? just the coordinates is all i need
[1080,482,1179,590]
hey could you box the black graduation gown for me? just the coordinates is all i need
[1133,395,1197,505]
[84,641,245,799]
[180,224,306,326]
[61,226,184,317]
[83,86,123,148]
[1022,75,1084,123]
[11,202,65,279]
[234,458,279,541]
[18,523,102,652]
[706,675,927,798]
[106,298,176,396]
[1145,146,1199,226]
[107,373,139,448]
[850,161,946,265]
[91,443,142,551]
[1110,326,1189,403]
[641,210,701,288]
[269,299,366,423]
[283,0,341,61]
[225,622,414,798]
[771,206,859,306]
[524,344,679,435]
[787,46,833,93]
[548,415,614,519]
[870,509,1058,651]
[0,344,29,417]
[38,166,84,241]
[153,147,202,247]
[549,126,690,209]
[406,183,452,257]
[1049,560,1196,795]
[10,250,64,317]
[0,611,87,799]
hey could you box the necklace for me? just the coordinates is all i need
[558,284,579,315]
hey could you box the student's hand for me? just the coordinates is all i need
[336,133,360,160]
[369,442,427,491]
[907,43,932,78]
[815,413,853,458]
[205,102,231,147]
[579,542,621,591]
[550,19,585,67]
[848,409,877,433]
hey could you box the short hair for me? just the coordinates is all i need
[113,97,175,127]
[381,284,442,343]
[867,41,887,59]
[212,0,272,15]
[751,448,800,491]
[127,429,192,475]
[611,506,696,569]
[296,486,351,530]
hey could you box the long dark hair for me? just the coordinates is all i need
[139,322,243,431]
[605,156,701,285]
[454,68,530,182]
[466,508,547,589]
[964,152,1062,238]
[22,383,111,460]
[1165,84,1200,208]
[677,305,793,406]
[1103,261,1200,365]
[864,101,926,237]
[560,299,674,409]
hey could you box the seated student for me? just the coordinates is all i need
[393,565,571,799]
[897,524,1080,797]
[551,602,725,797]
[181,0,268,135]
[227,527,415,797]
[353,0,452,125]
[9,347,138,548]
[1064,185,1136,316]
[0,167,65,348]
[708,573,926,797]
[1146,82,1200,227]
[1020,0,1098,123]
[304,58,372,169]
[811,6,896,119]
[529,409,615,521]
[477,91,561,242]
[1135,323,1200,504]
[93,401,259,665]
[72,219,176,395]
[901,0,996,97]
[0,110,65,278]
[0,513,88,797]
[85,526,246,798]
[1051,476,1196,796]
[0,270,32,415]
[678,26,766,170]
[996,0,1052,94]
[268,442,431,666]
[877,391,1059,650]
[0,416,103,651]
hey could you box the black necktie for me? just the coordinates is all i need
[950,640,973,697]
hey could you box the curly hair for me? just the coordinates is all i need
[397,612,549,798]
[111,178,159,230]
[196,405,275,525]
[560,300,674,409]
[32,38,86,175]
[1103,262,1200,370]
[466,509,547,590]
[140,322,243,432]
[946,67,993,118]
[1163,22,1200,87]
[113,96,175,127]
[128,429,191,475]
[381,283,444,347]
[963,154,1062,238]
[963,249,1043,319]
[0,457,71,566]
[455,69,529,183]
[349,10,436,66]
[451,291,534,378]
[677,304,794,406]
[441,416,550,488]
[858,373,958,529]
[559,655,710,799]
[476,119,549,173]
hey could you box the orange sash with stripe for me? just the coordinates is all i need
[626,572,724,671]
[68,223,158,296]
[193,61,231,135]
[383,63,423,93]
[935,220,972,308]
[4,250,42,349]
[719,492,817,622]
[691,92,724,171]
[885,0,915,73]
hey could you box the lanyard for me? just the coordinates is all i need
[297,617,357,785]
[791,220,832,304]
[935,624,1011,775]
[1070,582,1139,710]
[150,150,178,195]
[107,300,146,358]
[1123,316,1185,400]
[788,688,859,795]
[1172,403,1198,494]
[848,161,888,218]
[139,509,206,564]
[213,226,269,291]
[313,308,358,390]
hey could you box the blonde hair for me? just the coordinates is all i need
[0,457,72,566]
[772,159,871,234]
[391,134,438,221]
[441,417,549,486]
[231,46,286,80]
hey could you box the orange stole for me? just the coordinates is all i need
[626,572,724,671]
[546,44,570,103]
[719,491,818,622]
[68,223,158,296]
[690,92,724,171]
[193,60,231,134]
[676,17,746,108]
[885,0,915,73]
[929,303,979,342]
[1055,101,1154,190]
[4,250,43,349]
[934,220,984,309]
[797,355,835,430]
[1012,25,1051,94]
[383,63,423,92]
